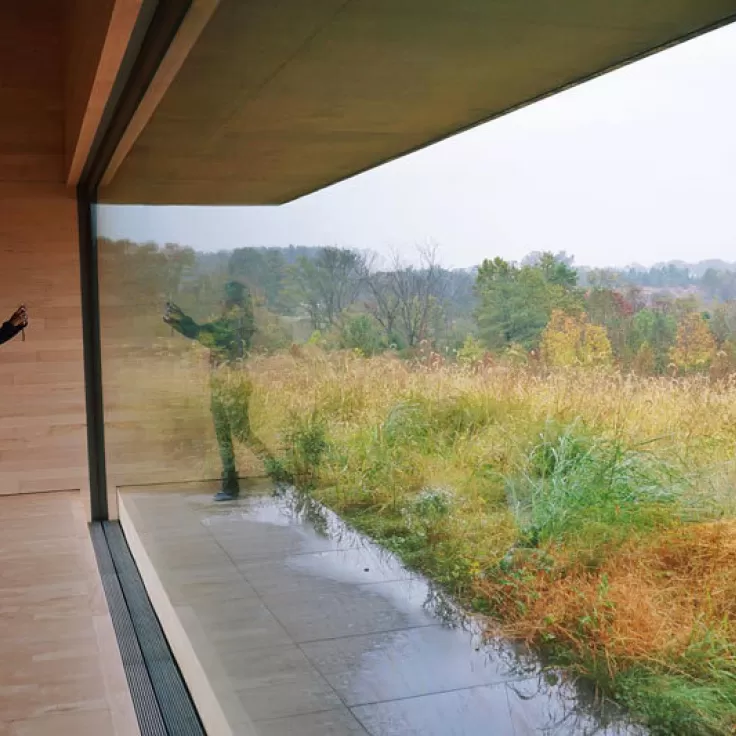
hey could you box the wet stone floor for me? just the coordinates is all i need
[120,481,645,736]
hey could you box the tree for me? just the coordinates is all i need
[700,268,736,302]
[584,268,620,289]
[475,263,550,350]
[709,303,736,344]
[536,252,578,288]
[670,313,716,372]
[474,253,582,351]
[629,308,678,374]
[541,311,612,367]
[522,250,575,271]
[540,311,578,366]
[228,247,294,313]
[99,238,197,313]
[623,264,692,288]
[365,246,449,348]
[161,243,196,297]
[632,342,655,375]
[391,246,448,348]
[293,247,367,330]
[340,315,386,356]
[365,270,401,342]
[585,288,636,364]
[456,334,486,365]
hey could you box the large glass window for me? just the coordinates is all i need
[97,229,208,490]
[95,215,282,495]
[91,25,736,733]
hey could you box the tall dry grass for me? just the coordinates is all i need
[103,341,736,732]
[244,349,736,735]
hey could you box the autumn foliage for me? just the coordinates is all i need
[669,312,717,372]
[541,310,613,367]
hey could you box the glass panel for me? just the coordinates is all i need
[96,219,269,494]
[92,30,736,727]
[92,203,643,736]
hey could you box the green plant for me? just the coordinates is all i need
[307,330,323,345]
[508,426,682,554]
[456,334,485,365]
[617,666,736,736]
[264,456,293,484]
[402,487,454,547]
[280,411,328,488]
[340,314,386,356]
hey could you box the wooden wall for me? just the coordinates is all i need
[0,3,88,499]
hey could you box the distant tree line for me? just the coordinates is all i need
[580,260,736,301]
[475,253,735,375]
[97,237,736,376]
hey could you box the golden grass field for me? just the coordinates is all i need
[111,346,736,733]
[247,349,736,735]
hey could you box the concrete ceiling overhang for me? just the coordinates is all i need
[100,0,736,206]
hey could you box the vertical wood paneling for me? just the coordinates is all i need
[0,2,64,185]
[0,182,87,496]
[0,1,89,498]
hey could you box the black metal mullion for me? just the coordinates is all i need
[76,0,192,520]
[77,191,108,520]
[78,4,209,733]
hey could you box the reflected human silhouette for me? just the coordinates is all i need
[164,282,255,501]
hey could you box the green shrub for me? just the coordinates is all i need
[456,334,485,365]
[508,424,683,553]
[278,412,328,489]
[340,315,387,356]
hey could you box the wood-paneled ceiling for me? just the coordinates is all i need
[100,0,736,206]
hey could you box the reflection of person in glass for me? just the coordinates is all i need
[164,281,255,501]
[1,306,28,346]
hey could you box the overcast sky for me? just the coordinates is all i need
[99,21,736,270]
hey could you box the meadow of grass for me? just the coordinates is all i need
[239,348,736,735]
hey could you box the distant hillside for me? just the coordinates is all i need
[234,245,324,264]
[627,260,736,277]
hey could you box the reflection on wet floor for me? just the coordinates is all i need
[120,481,646,736]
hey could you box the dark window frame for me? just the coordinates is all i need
[77,0,192,521]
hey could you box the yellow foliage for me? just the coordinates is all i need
[632,341,655,376]
[669,312,716,372]
[541,310,612,367]
[581,322,612,365]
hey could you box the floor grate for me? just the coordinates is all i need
[91,521,205,736]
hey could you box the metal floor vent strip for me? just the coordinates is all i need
[91,521,206,736]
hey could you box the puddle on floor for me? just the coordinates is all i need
[188,482,645,735]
